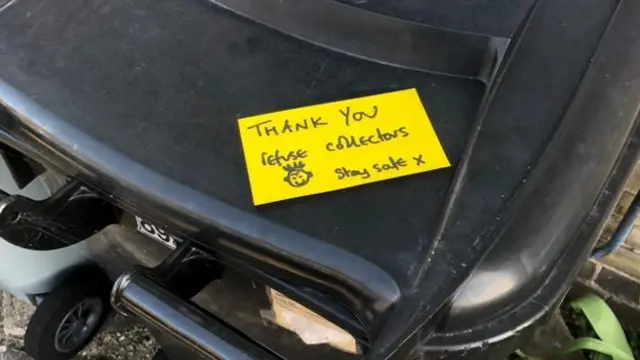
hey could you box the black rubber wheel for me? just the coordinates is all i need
[24,270,111,360]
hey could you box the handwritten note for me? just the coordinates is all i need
[238,88,451,205]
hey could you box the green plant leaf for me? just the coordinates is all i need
[558,337,634,360]
[514,349,541,360]
[570,294,634,358]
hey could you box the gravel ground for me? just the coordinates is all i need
[0,291,157,360]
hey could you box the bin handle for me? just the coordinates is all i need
[111,272,282,360]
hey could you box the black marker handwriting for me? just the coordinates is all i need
[335,166,371,180]
[373,156,407,172]
[283,161,313,187]
[261,149,308,167]
[247,117,327,137]
[325,127,409,152]
[333,156,409,181]
[339,105,379,126]
[413,155,425,166]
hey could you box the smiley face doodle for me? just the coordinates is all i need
[283,161,313,187]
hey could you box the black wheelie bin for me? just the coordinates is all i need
[0,0,639,359]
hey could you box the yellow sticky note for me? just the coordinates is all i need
[238,88,451,205]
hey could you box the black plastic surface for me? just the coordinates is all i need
[1,0,639,358]
[0,0,486,289]
[208,0,509,80]
[335,0,534,37]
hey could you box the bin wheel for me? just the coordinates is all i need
[24,274,110,360]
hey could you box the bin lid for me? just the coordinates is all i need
[1,0,638,357]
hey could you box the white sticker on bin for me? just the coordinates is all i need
[135,216,179,249]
